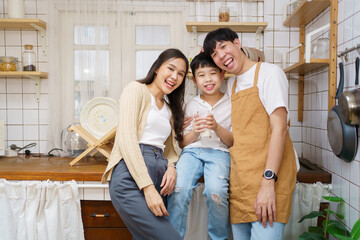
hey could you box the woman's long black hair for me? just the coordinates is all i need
[138,48,189,142]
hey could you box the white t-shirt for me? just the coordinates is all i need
[226,62,300,171]
[139,94,172,150]
[226,62,289,121]
[184,94,232,152]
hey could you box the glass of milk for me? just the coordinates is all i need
[197,109,211,139]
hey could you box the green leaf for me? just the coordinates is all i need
[325,220,350,237]
[299,232,326,240]
[351,218,360,239]
[322,196,344,202]
[332,233,353,240]
[299,211,324,223]
[308,226,324,235]
[337,201,346,220]
[324,209,345,220]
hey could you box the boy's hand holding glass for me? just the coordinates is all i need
[194,110,212,138]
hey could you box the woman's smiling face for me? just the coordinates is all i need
[153,57,187,95]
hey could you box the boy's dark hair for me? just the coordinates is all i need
[203,28,239,56]
[190,52,222,78]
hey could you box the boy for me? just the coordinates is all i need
[203,28,297,240]
[167,52,233,240]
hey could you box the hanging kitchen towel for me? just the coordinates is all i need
[283,182,324,239]
[0,179,84,240]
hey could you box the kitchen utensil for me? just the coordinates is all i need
[242,47,265,62]
[339,57,360,125]
[61,124,87,157]
[327,62,358,162]
[80,97,118,139]
[290,0,302,14]
[7,0,25,18]
[311,38,329,59]
[218,2,230,22]
[67,125,116,166]
[22,44,36,71]
[0,56,18,71]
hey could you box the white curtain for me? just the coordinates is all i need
[283,182,325,239]
[47,0,187,154]
[185,183,233,240]
[0,179,84,240]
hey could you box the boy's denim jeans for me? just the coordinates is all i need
[167,147,230,240]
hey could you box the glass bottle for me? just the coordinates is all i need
[22,44,36,71]
[219,2,230,22]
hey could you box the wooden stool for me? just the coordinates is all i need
[67,125,116,166]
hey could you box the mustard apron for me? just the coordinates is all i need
[229,62,297,224]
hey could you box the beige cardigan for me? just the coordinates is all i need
[101,81,179,190]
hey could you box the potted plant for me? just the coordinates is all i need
[299,196,360,240]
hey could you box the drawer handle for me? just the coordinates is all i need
[90,213,110,218]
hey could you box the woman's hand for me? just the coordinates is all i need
[143,184,169,217]
[160,165,177,196]
[182,116,193,131]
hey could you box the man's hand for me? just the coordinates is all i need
[254,178,276,227]
[143,184,169,217]
[160,165,177,196]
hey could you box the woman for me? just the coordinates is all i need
[101,48,189,240]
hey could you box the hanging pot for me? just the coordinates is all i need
[327,62,358,162]
[339,57,360,125]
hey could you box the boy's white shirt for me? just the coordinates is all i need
[183,93,232,152]
[226,62,300,171]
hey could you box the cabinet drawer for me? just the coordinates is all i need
[84,228,132,240]
[81,200,126,228]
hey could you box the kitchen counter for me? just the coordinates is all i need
[297,158,331,184]
[0,155,107,181]
[0,156,331,183]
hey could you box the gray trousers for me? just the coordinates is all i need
[109,144,182,240]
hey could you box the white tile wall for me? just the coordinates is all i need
[0,0,48,154]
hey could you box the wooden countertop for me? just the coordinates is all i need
[0,155,108,181]
[0,156,331,184]
[297,158,331,184]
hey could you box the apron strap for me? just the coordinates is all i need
[231,77,238,96]
[231,61,262,95]
[253,62,262,87]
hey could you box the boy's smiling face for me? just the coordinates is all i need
[193,66,224,96]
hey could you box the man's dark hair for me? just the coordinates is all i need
[190,52,222,78]
[203,28,239,56]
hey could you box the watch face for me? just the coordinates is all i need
[264,170,273,178]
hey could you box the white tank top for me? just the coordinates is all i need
[139,94,172,150]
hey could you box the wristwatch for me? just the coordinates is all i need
[263,169,278,182]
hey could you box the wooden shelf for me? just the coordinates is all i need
[0,71,48,78]
[284,59,328,74]
[187,72,234,79]
[186,22,267,33]
[283,0,330,27]
[0,18,46,30]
